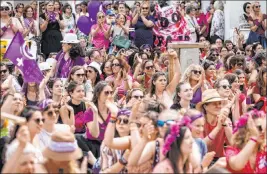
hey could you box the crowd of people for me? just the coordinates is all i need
[0,0,267,173]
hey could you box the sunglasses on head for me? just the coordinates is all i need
[220,85,231,89]
[0,69,8,74]
[34,118,45,124]
[145,65,154,70]
[112,63,120,67]
[132,95,144,100]
[192,70,202,75]
[104,91,113,96]
[157,120,175,127]
[0,6,10,11]
[75,73,85,77]
[116,118,129,124]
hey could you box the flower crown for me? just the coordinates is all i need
[233,109,265,134]
[162,116,191,156]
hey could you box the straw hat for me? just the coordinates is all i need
[42,131,82,161]
[60,33,80,44]
[196,89,225,111]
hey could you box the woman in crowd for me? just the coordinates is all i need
[39,0,64,58]
[234,69,247,94]
[180,64,206,105]
[86,62,102,89]
[210,1,225,43]
[105,57,132,100]
[0,2,23,39]
[62,3,76,37]
[55,33,85,78]
[184,5,199,43]
[37,99,70,151]
[81,81,113,158]
[22,5,38,39]
[171,82,194,111]
[117,2,131,27]
[76,1,89,19]
[91,11,111,49]
[239,2,251,26]
[125,88,145,108]
[251,42,263,57]
[5,106,44,163]
[153,116,195,173]
[22,82,40,106]
[47,78,63,105]
[53,0,61,14]
[252,68,267,103]
[247,2,266,48]
[30,0,38,20]
[203,60,216,88]
[101,60,113,79]
[223,110,266,173]
[132,1,155,48]
[110,13,129,39]
[148,49,181,108]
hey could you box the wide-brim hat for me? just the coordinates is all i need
[196,89,226,111]
[42,131,82,161]
[60,33,80,44]
[88,61,102,75]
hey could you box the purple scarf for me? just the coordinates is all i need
[55,51,74,78]
[24,18,34,33]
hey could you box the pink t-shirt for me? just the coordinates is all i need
[91,24,110,49]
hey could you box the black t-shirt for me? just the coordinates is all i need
[170,102,196,111]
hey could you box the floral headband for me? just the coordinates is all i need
[162,116,191,156]
[233,109,265,134]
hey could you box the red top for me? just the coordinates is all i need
[225,146,267,173]
[204,121,228,157]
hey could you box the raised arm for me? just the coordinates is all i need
[166,49,181,96]
[85,102,100,138]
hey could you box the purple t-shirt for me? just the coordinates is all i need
[83,108,110,141]
[55,50,85,78]
[191,87,202,105]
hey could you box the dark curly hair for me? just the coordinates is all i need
[69,43,84,60]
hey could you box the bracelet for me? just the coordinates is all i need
[250,137,258,143]
[208,134,214,141]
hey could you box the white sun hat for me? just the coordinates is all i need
[88,61,102,75]
[46,58,57,68]
[60,33,80,44]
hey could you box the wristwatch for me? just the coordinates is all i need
[119,156,128,166]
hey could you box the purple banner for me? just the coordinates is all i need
[3,32,44,83]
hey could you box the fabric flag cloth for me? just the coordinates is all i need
[3,32,44,83]
[153,4,191,52]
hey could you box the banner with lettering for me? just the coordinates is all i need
[153,4,191,51]
[3,32,44,83]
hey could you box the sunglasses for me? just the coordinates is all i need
[112,63,121,67]
[0,7,10,11]
[34,118,45,124]
[237,63,243,66]
[254,5,261,8]
[142,7,149,10]
[104,91,113,96]
[0,69,8,74]
[212,54,219,57]
[98,15,105,19]
[132,95,144,100]
[46,108,59,117]
[220,85,231,89]
[145,65,154,70]
[116,118,129,124]
[157,120,176,127]
[75,73,85,77]
[236,52,245,55]
[192,70,202,75]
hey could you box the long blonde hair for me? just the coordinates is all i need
[180,64,204,83]
[250,2,263,20]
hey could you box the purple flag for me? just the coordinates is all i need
[3,32,44,83]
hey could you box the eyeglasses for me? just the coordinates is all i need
[220,85,231,89]
[145,65,154,70]
[0,7,10,11]
[46,108,59,117]
[142,7,149,10]
[192,70,202,75]
[116,118,129,124]
[212,54,219,57]
[75,73,85,77]
[157,120,176,127]
[104,91,113,96]
[132,95,144,100]
[236,51,245,55]
[98,15,105,19]
[34,118,45,124]
[254,5,261,8]
[112,63,121,67]
[0,69,8,74]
